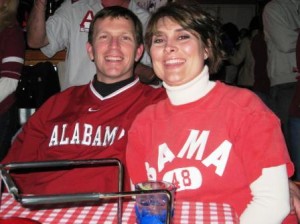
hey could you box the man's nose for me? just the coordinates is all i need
[109,37,120,48]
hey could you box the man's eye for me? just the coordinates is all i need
[122,36,132,41]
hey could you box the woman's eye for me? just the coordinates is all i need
[153,37,164,44]
[178,34,190,40]
[98,35,107,40]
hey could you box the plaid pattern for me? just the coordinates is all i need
[0,194,239,224]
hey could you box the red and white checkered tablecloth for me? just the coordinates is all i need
[0,193,239,224]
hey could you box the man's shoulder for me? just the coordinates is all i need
[51,84,89,101]
[138,82,166,96]
[123,82,165,107]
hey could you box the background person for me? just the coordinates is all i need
[262,0,300,144]
[250,15,271,108]
[27,0,158,90]
[2,6,166,195]
[126,3,294,223]
[0,0,25,160]
[288,32,300,181]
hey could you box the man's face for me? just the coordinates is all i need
[86,17,144,83]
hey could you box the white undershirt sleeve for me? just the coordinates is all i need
[240,165,290,224]
[0,77,19,103]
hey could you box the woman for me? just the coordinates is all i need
[126,2,294,223]
[0,0,25,159]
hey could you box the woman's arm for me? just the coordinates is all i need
[240,165,290,224]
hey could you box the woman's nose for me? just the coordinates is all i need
[164,41,177,53]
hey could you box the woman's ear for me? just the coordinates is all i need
[204,39,212,60]
[204,50,209,60]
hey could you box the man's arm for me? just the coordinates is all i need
[27,0,49,48]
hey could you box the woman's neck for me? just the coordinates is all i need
[163,66,216,105]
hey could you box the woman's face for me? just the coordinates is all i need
[150,17,209,86]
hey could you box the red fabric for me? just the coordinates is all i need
[0,24,25,115]
[127,81,294,216]
[282,214,298,224]
[2,81,166,195]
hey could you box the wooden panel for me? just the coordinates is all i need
[25,49,66,66]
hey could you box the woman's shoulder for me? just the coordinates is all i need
[216,82,269,111]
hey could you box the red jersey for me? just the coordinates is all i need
[2,79,166,194]
[126,81,294,216]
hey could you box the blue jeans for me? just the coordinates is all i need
[270,82,297,141]
[288,117,300,181]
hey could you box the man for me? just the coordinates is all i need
[262,0,300,141]
[2,6,166,195]
[27,0,157,90]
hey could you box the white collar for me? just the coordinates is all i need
[163,66,216,105]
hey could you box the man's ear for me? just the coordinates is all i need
[86,42,94,61]
[135,44,144,62]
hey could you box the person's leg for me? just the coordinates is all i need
[288,117,300,181]
[270,83,297,144]
[0,104,20,161]
[253,91,272,109]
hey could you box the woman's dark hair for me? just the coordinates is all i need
[88,6,144,46]
[145,2,225,74]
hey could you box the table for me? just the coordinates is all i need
[25,50,66,66]
[0,193,239,224]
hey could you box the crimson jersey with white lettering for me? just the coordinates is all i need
[42,0,151,90]
[126,81,294,216]
[2,79,166,194]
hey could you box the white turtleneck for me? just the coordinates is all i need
[162,66,290,223]
[163,66,216,105]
